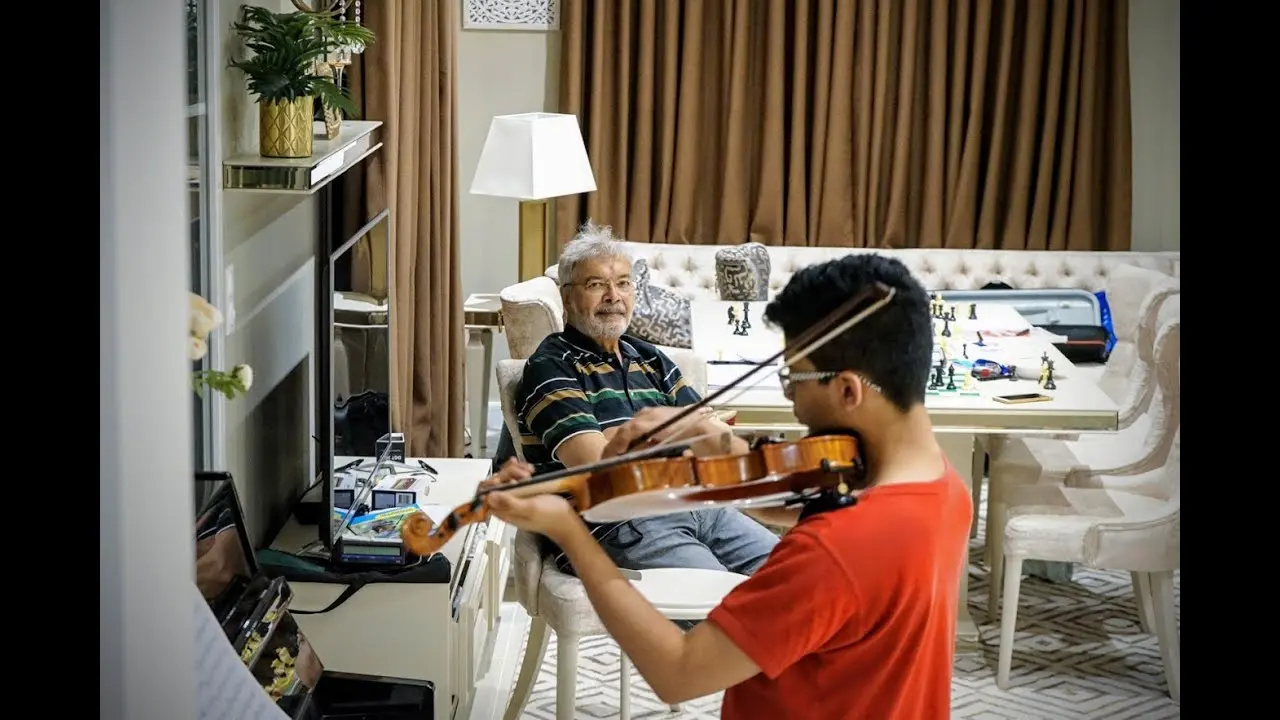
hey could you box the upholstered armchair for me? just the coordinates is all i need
[995,428,1180,703]
[494,357,708,720]
[987,312,1180,609]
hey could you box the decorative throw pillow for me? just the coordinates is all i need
[715,242,771,301]
[628,258,693,348]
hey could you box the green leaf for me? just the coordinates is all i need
[311,77,359,119]
[228,5,375,105]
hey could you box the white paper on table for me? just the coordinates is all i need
[417,504,452,525]
[193,584,290,720]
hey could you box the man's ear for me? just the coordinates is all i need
[838,370,865,409]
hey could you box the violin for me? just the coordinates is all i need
[400,282,896,558]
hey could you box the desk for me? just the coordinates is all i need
[270,456,502,720]
[465,294,504,455]
[690,301,1121,656]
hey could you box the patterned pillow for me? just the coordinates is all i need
[715,242,771,301]
[628,258,693,348]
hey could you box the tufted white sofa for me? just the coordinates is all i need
[543,244,1180,300]
[501,244,1180,358]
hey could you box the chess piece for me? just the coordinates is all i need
[727,306,737,326]
[975,331,985,347]
[1044,360,1057,390]
[962,370,973,393]
[945,366,956,391]
[968,303,977,321]
[741,302,752,331]
[1041,351,1049,367]
[1007,364,1017,380]
[948,305,957,321]
[962,343,969,359]
[941,318,951,337]
[1038,366,1048,387]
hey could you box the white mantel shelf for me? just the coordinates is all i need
[222,120,383,194]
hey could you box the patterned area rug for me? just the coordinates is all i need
[514,500,1180,719]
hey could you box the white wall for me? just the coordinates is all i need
[1129,0,1180,252]
[100,0,195,716]
[457,24,560,409]
[215,0,320,542]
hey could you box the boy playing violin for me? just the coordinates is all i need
[485,254,972,719]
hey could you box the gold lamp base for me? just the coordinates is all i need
[518,200,551,282]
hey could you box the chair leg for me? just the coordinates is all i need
[1148,570,1181,704]
[985,499,1008,574]
[619,652,631,720]
[556,632,579,720]
[1131,571,1156,633]
[987,553,1003,621]
[503,617,549,720]
[996,556,1024,690]
[970,438,985,539]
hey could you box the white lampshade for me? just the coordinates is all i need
[470,112,597,201]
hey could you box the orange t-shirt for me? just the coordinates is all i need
[707,465,973,720]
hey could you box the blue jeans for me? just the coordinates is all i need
[597,508,779,576]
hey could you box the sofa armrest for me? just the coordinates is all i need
[500,277,564,360]
[660,346,709,397]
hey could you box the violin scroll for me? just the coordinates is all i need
[400,497,490,557]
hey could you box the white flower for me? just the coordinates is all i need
[232,364,254,391]
[189,336,208,361]
[190,292,223,341]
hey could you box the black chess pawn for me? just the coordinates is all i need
[948,305,957,321]
[975,331,985,346]
[962,343,969,359]
[968,303,977,321]
[941,318,951,337]
[1044,361,1057,390]
[945,366,957,391]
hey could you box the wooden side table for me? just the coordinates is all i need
[464,293,504,455]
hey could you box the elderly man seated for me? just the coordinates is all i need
[499,223,780,577]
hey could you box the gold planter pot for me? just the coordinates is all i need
[259,97,314,158]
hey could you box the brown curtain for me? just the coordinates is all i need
[557,0,1132,252]
[351,0,464,457]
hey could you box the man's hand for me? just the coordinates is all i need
[601,406,745,459]
[485,490,582,542]
[478,457,535,491]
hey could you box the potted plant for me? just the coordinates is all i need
[229,5,374,158]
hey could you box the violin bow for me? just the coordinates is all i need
[626,282,895,452]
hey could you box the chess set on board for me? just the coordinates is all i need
[927,295,982,396]
[925,295,1061,397]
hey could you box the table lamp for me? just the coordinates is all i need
[470,112,597,281]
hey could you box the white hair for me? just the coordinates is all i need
[557,220,631,286]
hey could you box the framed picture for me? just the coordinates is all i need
[462,0,560,31]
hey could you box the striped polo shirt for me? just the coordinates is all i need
[517,323,701,571]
